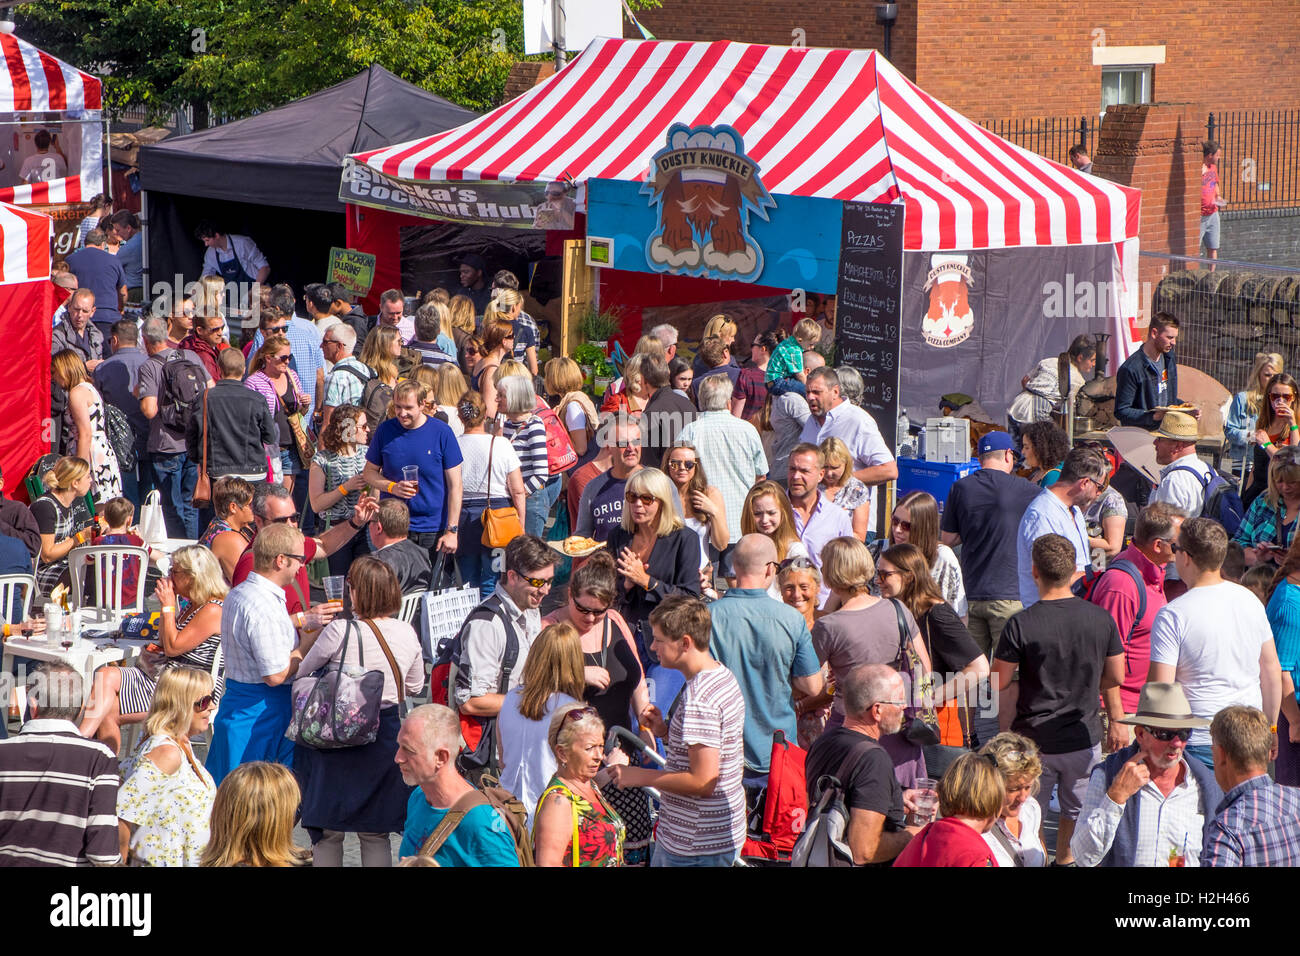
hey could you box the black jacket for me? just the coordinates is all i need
[606,526,702,636]
[0,497,41,561]
[187,379,277,477]
[1114,347,1179,430]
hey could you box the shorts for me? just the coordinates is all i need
[1038,743,1102,821]
[1199,211,1220,251]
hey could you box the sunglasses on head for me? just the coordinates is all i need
[194,695,214,712]
[1142,726,1191,742]
[778,555,814,572]
[625,492,657,506]
[561,705,598,727]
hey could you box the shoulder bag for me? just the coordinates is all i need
[192,388,212,508]
[889,598,941,748]
[481,435,524,549]
[275,380,316,466]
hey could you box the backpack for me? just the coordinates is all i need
[790,737,879,868]
[1083,558,1147,643]
[102,402,136,470]
[1168,464,1245,536]
[533,397,577,475]
[157,352,207,437]
[418,780,535,867]
[361,377,394,429]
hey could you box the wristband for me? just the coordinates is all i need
[1271,725,1279,734]
[1291,426,1298,432]
[2,622,8,638]
[386,481,396,493]
[1265,441,1275,449]
[160,606,175,615]
[348,516,363,530]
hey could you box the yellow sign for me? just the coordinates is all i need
[328,246,376,296]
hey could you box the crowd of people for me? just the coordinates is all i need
[0,249,1297,870]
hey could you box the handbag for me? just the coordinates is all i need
[276,382,316,466]
[284,618,402,750]
[888,598,941,748]
[138,489,167,545]
[481,434,523,549]
[192,388,212,509]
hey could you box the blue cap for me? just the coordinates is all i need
[977,431,1015,455]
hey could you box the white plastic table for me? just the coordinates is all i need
[3,634,150,688]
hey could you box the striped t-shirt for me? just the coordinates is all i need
[0,720,120,866]
[656,665,747,857]
[500,414,549,493]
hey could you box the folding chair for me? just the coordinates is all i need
[67,544,149,629]
[0,573,35,625]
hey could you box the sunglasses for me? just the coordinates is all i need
[876,568,902,579]
[572,596,610,617]
[516,572,553,589]
[1142,726,1192,742]
[193,695,215,712]
[280,552,306,563]
[892,518,912,532]
[778,555,814,572]
[667,459,697,471]
[273,354,292,364]
[625,492,657,506]
[266,325,289,334]
[1170,542,1182,555]
[266,515,300,525]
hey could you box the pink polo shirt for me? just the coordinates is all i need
[1089,545,1168,713]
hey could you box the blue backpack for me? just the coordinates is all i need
[1167,465,1245,536]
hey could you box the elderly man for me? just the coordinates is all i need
[676,375,768,573]
[802,664,922,866]
[1071,682,1221,867]
[1015,446,1107,607]
[649,323,679,364]
[396,704,520,866]
[801,367,896,535]
[1148,517,1281,768]
[321,322,371,431]
[0,664,120,866]
[1149,411,1214,517]
[1203,706,1300,866]
[206,523,340,785]
[708,534,823,782]
[786,443,854,598]
[370,498,433,593]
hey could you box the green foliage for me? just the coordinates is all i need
[15,0,660,121]
[578,305,623,342]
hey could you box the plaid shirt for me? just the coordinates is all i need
[1234,493,1297,551]
[765,336,804,383]
[1202,774,1300,867]
[513,312,540,364]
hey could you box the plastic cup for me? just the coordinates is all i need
[402,465,419,484]
[323,576,346,602]
[912,777,939,824]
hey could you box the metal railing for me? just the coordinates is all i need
[1207,110,1300,210]
[977,115,1095,168]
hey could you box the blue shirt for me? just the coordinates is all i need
[1267,580,1300,704]
[1202,774,1300,867]
[117,233,143,288]
[65,246,127,325]
[707,589,820,773]
[366,415,463,533]
[399,789,519,866]
[1016,489,1091,607]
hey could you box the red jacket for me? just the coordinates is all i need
[180,332,228,382]
[892,817,997,868]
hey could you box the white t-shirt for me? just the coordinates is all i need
[1151,453,1212,517]
[1149,580,1272,746]
[20,151,66,183]
[983,796,1046,867]
[562,402,589,431]
[497,688,578,829]
[458,433,521,499]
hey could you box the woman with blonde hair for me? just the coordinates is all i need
[486,286,530,370]
[498,622,586,827]
[978,732,1046,867]
[606,467,702,711]
[870,490,967,618]
[546,356,598,460]
[533,703,625,867]
[1245,371,1300,509]
[601,353,650,418]
[663,443,728,595]
[1237,444,1300,567]
[474,318,515,419]
[116,667,217,866]
[692,314,739,376]
[51,349,121,501]
[80,544,228,752]
[30,456,98,596]
[893,752,1004,867]
[309,403,372,576]
[200,762,309,867]
[448,293,477,350]
[1227,352,1284,471]
[429,362,469,436]
[820,436,871,540]
[245,332,309,490]
[455,390,526,591]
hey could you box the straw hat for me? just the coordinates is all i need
[1152,410,1200,442]
[1118,682,1210,729]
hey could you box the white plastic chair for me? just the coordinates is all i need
[0,573,35,625]
[67,544,149,628]
[398,591,424,625]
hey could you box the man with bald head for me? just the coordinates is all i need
[708,533,823,785]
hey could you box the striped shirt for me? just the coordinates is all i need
[1202,774,1300,867]
[656,664,747,857]
[500,414,549,493]
[249,317,325,409]
[0,720,120,866]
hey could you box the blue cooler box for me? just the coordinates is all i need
[896,457,979,516]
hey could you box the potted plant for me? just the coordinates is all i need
[571,342,606,389]
[579,306,623,351]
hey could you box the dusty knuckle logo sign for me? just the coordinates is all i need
[641,123,776,283]
[920,254,975,348]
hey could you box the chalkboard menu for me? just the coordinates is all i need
[835,201,906,452]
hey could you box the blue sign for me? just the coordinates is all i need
[587,176,844,294]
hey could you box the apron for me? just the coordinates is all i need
[216,240,255,285]
[204,679,294,786]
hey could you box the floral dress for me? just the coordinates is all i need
[534,776,625,867]
[117,734,216,866]
[75,381,122,502]
[826,477,870,515]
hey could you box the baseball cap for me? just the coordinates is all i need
[977,431,1015,456]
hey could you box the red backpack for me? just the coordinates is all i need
[533,397,578,475]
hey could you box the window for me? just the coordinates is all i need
[1101,66,1152,114]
